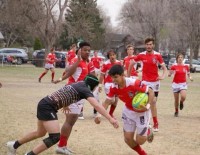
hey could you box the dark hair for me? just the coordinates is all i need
[145,37,154,44]
[109,64,124,76]
[107,49,116,59]
[84,74,99,91]
[126,44,134,51]
[76,42,90,54]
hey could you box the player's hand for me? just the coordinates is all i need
[53,79,61,84]
[109,118,119,129]
[158,76,165,80]
[61,106,71,114]
[98,86,102,93]
[94,114,101,124]
[77,49,81,61]
[140,103,150,111]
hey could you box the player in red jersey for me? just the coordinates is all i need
[123,44,138,79]
[168,53,193,117]
[53,42,99,154]
[128,38,167,132]
[62,44,76,76]
[98,49,121,118]
[38,48,58,83]
[91,51,103,77]
[91,50,103,116]
[101,64,154,155]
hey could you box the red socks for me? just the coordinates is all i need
[51,72,55,81]
[58,135,67,147]
[132,145,147,155]
[39,72,46,79]
[109,104,116,117]
[153,116,158,126]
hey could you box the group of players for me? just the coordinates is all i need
[6,37,193,155]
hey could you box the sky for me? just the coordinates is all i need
[97,0,128,27]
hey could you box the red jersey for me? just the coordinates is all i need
[91,56,102,69]
[67,50,76,63]
[46,53,56,64]
[107,78,148,112]
[101,59,121,84]
[123,55,138,76]
[68,57,95,84]
[134,51,164,82]
[170,64,189,83]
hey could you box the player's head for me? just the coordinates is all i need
[109,64,124,84]
[50,47,55,53]
[77,42,91,61]
[126,44,134,55]
[70,44,76,51]
[145,37,154,52]
[176,53,184,63]
[84,74,99,91]
[107,49,116,62]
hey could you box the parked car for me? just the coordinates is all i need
[0,48,28,65]
[32,50,66,68]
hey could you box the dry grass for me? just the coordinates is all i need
[0,65,200,155]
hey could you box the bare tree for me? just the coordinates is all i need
[120,0,170,51]
[20,0,69,53]
[170,0,200,59]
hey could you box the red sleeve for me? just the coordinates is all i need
[107,86,115,99]
[88,62,95,73]
[158,54,164,64]
[134,79,148,93]
[101,63,107,74]
[134,54,141,62]
[170,65,175,71]
[69,57,77,65]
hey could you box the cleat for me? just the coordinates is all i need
[78,112,84,120]
[6,141,16,155]
[174,111,179,117]
[38,78,41,83]
[153,123,159,132]
[180,102,184,110]
[55,146,74,155]
[147,126,154,143]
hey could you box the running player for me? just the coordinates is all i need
[6,74,119,155]
[168,53,193,117]
[103,64,154,155]
[38,48,57,83]
[128,37,167,132]
[62,44,76,76]
[123,44,138,79]
[53,42,98,154]
[98,49,121,118]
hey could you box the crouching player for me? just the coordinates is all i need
[7,74,119,155]
[98,64,154,155]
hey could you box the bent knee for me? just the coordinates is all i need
[43,133,60,148]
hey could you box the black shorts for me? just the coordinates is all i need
[37,98,58,121]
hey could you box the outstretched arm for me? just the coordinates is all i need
[87,97,119,128]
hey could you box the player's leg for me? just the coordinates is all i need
[173,92,179,116]
[122,106,147,155]
[28,120,60,154]
[7,120,47,155]
[179,89,186,110]
[50,67,55,82]
[93,86,100,117]
[56,101,83,154]
[151,92,159,132]
[39,67,49,82]
[109,96,118,118]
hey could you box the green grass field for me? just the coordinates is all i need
[0,65,200,155]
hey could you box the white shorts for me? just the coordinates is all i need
[130,76,138,79]
[68,99,84,114]
[104,82,113,95]
[172,82,187,93]
[122,106,151,136]
[142,80,160,92]
[94,68,101,76]
[45,63,54,69]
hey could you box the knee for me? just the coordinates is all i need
[43,133,60,148]
[136,136,147,145]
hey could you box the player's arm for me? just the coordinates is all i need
[87,97,119,128]
[158,63,167,80]
[98,73,104,92]
[127,60,136,77]
[187,68,193,81]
